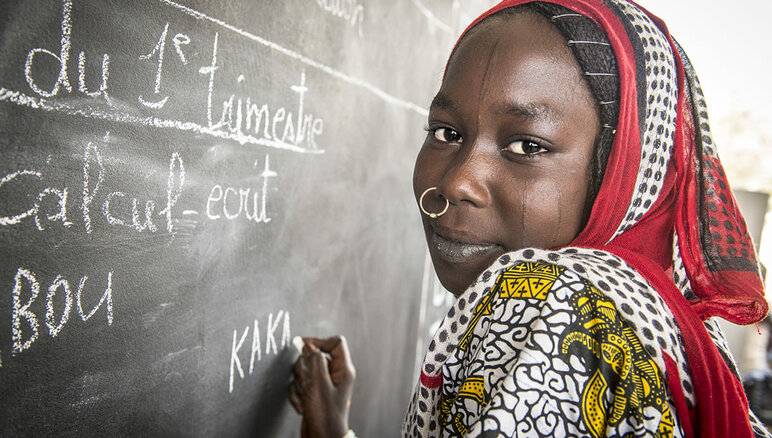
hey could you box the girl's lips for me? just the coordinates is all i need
[429,228,503,264]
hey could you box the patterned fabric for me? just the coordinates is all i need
[439,261,679,437]
[404,249,691,437]
[403,0,768,437]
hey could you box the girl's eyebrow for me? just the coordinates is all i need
[430,93,558,124]
[493,102,558,123]
[429,93,458,113]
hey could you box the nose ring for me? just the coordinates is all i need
[419,187,449,218]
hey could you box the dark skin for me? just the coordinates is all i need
[289,10,601,437]
[290,336,355,438]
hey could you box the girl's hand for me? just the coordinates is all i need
[289,336,356,438]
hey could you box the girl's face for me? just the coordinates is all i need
[414,11,601,296]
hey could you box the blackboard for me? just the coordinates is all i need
[0,0,494,436]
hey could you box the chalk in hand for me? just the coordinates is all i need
[292,336,332,361]
[292,336,305,353]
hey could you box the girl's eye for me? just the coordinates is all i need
[431,127,463,143]
[505,140,547,156]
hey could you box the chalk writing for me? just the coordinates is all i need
[12,0,333,153]
[206,155,276,224]
[45,275,75,337]
[199,29,325,150]
[2,0,428,159]
[25,0,112,105]
[24,0,73,97]
[229,310,291,393]
[0,134,186,235]
[81,138,105,234]
[159,152,185,234]
[314,0,365,37]
[138,22,171,109]
[0,169,73,231]
[138,22,191,109]
[77,51,110,103]
[11,267,114,355]
[0,170,43,226]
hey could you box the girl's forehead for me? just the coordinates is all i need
[449,10,554,61]
[440,13,588,108]
[446,11,568,77]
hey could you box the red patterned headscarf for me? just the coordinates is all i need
[407,1,768,437]
[458,0,766,326]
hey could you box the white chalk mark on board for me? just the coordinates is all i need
[10,267,116,356]
[138,95,169,110]
[206,154,275,224]
[0,88,322,154]
[5,0,425,155]
[11,268,40,355]
[172,33,190,65]
[81,140,105,234]
[0,170,42,226]
[76,271,113,325]
[229,311,291,393]
[409,0,453,34]
[206,186,223,220]
[206,69,325,151]
[249,319,261,374]
[229,326,249,393]
[158,152,185,235]
[314,0,365,37]
[77,51,111,104]
[1,169,73,230]
[46,275,74,338]
[1,139,191,234]
[137,22,190,109]
[182,210,198,216]
[259,156,277,224]
[199,32,220,129]
[281,312,291,351]
[160,0,428,116]
[24,0,73,97]
[138,22,171,109]
[103,192,126,226]
[265,310,283,355]
[139,22,169,94]
[133,199,158,232]
[35,187,72,230]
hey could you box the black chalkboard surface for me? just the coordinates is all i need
[0,1,493,436]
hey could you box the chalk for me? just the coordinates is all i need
[292,336,304,353]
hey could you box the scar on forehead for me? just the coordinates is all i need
[477,39,500,107]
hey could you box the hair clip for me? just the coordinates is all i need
[550,13,583,21]
[567,40,611,46]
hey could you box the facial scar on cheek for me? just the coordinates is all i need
[553,180,562,246]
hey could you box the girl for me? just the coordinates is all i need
[291,0,769,436]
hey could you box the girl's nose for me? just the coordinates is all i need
[436,140,492,209]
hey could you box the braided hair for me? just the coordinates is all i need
[531,2,619,204]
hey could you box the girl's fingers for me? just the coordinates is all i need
[305,346,334,389]
[288,379,304,414]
